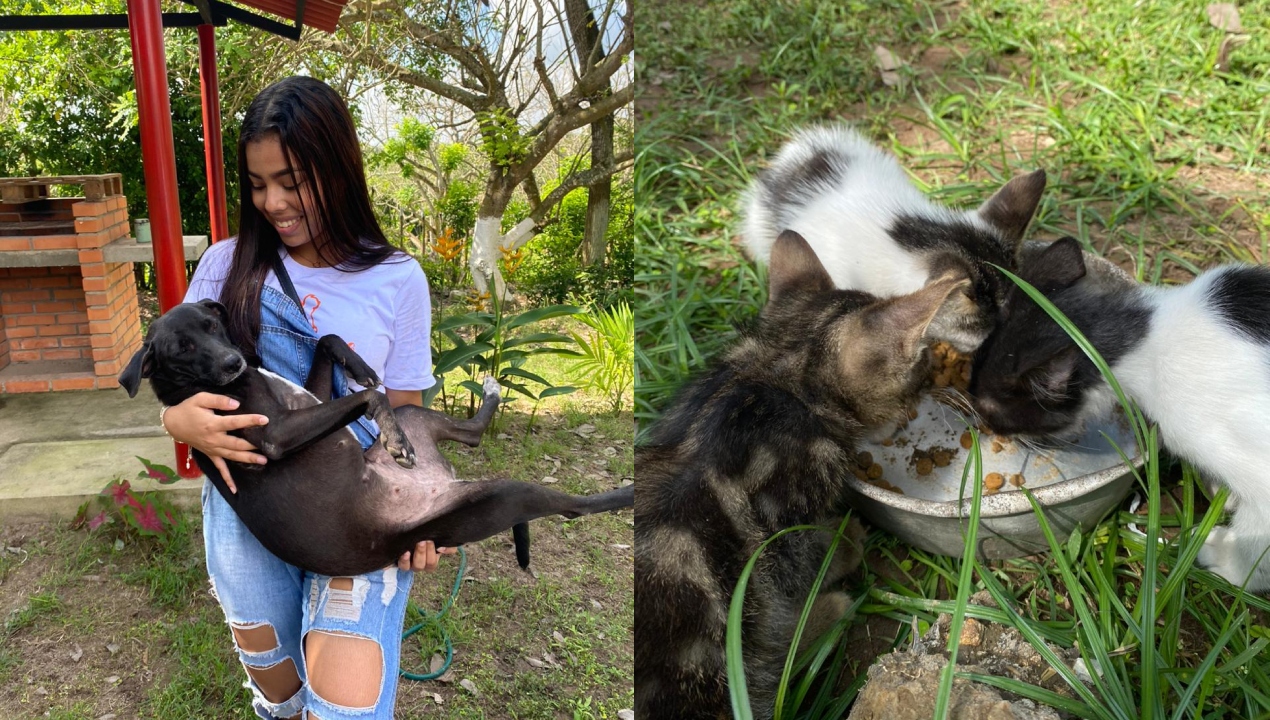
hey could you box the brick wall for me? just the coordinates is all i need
[0,194,140,393]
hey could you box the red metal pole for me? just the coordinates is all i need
[127,0,199,476]
[197,24,229,244]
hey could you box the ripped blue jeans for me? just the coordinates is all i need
[202,285,411,719]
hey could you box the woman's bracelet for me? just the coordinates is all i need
[159,405,171,437]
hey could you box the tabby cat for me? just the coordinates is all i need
[635,230,971,719]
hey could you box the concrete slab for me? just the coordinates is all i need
[0,385,205,521]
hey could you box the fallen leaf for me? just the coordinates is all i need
[590,599,602,611]
[70,645,83,662]
[432,692,444,705]
[572,423,597,437]
[437,668,456,684]
[541,476,559,484]
[526,656,546,668]
[553,630,566,643]
[429,654,445,674]
[1207,3,1241,32]
[460,678,479,695]
[612,544,631,550]
[874,45,903,86]
[619,711,635,720]
[105,675,120,684]
[497,432,511,440]
[98,714,118,720]
[1216,33,1250,70]
[543,651,562,668]
[106,643,120,655]
[35,686,47,696]
[603,446,618,457]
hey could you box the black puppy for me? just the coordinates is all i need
[118,300,634,576]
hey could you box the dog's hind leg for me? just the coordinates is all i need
[419,376,502,446]
[405,480,635,550]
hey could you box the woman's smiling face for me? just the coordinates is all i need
[246,136,324,259]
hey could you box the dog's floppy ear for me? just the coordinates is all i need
[118,342,155,398]
[197,299,229,322]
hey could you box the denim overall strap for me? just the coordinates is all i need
[256,283,379,450]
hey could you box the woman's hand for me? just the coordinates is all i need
[398,541,457,573]
[162,392,270,493]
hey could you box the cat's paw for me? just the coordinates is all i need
[1197,526,1247,585]
[482,376,501,399]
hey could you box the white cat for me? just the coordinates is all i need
[973,237,1270,592]
[741,124,1046,351]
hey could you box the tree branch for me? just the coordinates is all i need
[529,150,632,224]
[515,82,633,184]
[312,37,489,110]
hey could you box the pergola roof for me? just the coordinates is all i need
[236,0,350,34]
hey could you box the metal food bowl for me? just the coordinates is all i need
[843,395,1141,559]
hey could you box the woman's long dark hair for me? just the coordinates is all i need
[221,75,398,361]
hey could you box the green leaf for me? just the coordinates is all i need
[503,304,585,332]
[538,386,576,399]
[499,367,551,386]
[433,342,495,374]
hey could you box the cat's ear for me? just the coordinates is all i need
[977,169,1046,247]
[875,273,972,357]
[1022,236,1087,293]
[768,229,834,304]
[1023,345,1082,402]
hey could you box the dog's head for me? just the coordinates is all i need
[118,300,247,400]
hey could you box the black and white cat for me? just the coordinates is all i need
[972,236,1270,592]
[742,124,1047,351]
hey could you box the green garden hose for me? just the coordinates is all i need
[400,546,466,681]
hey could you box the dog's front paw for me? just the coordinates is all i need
[342,358,380,390]
[383,427,416,469]
[482,376,501,398]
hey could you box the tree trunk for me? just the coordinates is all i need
[566,0,612,267]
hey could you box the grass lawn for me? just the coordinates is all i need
[0,332,633,718]
[637,0,1270,716]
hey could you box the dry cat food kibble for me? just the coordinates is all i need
[909,446,957,477]
[984,473,1005,491]
[959,431,973,449]
[930,341,972,391]
[1010,473,1025,487]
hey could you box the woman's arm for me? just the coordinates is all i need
[161,393,270,493]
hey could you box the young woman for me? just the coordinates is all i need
[161,75,449,720]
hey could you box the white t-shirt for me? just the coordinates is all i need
[184,238,435,392]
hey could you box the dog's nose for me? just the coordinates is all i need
[222,355,244,375]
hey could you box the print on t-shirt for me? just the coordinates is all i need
[302,293,321,332]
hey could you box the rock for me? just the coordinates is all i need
[526,657,546,669]
[590,599,603,611]
[460,678,478,695]
[34,686,47,696]
[618,711,635,720]
[106,643,120,655]
[959,619,984,647]
[847,652,1060,720]
[432,692,444,704]
[603,446,618,457]
[552,630,566,644]
[98,714,118,720]
[105,675,120,684]
[70,645,83,662]
[541,476,559,484]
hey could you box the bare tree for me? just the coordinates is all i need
[321,0,633,299]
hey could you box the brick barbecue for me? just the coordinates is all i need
[0,174,206,394]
